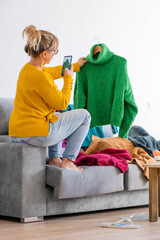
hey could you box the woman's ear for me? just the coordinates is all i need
[41,51,47,58]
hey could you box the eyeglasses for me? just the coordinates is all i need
[47,49,59,55]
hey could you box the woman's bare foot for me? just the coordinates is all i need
[49,157,62,167]
[61,158,83,171]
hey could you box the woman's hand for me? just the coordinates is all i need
[64,65,74,77]
[78,57,87,68]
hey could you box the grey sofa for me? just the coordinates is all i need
[0,98,149,223]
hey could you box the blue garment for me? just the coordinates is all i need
[82,126,105,147]
[60,104,74,112]
[112,125,118,134]
[128,125,160,157]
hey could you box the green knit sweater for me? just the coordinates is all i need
[73,43,138,138]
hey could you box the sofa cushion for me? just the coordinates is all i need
[0,135,11,142]
[0,98,14,135]
[124,163,149,190]
[46,165,124,199]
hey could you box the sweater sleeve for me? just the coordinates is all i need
[118,63,138,138]
[35,74,73,110]
[74,67,87,109]
[42,62,80,80]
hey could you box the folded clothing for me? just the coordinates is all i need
[75,148,131,173]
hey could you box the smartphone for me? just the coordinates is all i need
[61,55,72,76]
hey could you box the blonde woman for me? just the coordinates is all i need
[9,25,91,171]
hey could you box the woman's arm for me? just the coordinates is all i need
[36,66,74,111]
[36,74,73,110]
[42,62,79,80]
[42,57,87,80]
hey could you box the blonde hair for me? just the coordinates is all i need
[22,25,59,57]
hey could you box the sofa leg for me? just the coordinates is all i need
[20,216,44,223]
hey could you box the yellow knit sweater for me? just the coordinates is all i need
[9,62,80,137]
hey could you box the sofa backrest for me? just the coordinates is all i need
[0,98,14,135]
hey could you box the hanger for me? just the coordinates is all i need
[92,37,102,56]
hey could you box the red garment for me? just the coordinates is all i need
[75,148,131,173]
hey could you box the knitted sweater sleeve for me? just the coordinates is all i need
[118,62,138,138]
[42,62,80,80]
[74,67,87,109]
[35,73,73,110]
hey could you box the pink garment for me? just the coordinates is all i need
[62,139,67,148]
[74,148,131,173]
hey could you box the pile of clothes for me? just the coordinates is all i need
[75,126,159,179]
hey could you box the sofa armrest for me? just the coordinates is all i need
[0,142,46,218]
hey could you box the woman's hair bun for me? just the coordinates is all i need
[22,25,59,57]
[22,25,41,52]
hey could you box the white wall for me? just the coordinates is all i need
[1,0,160,138]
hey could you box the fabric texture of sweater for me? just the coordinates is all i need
[75,148,130,173]
[9,62,79,137]
[84,135,158,179]
[74,43,138,138]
